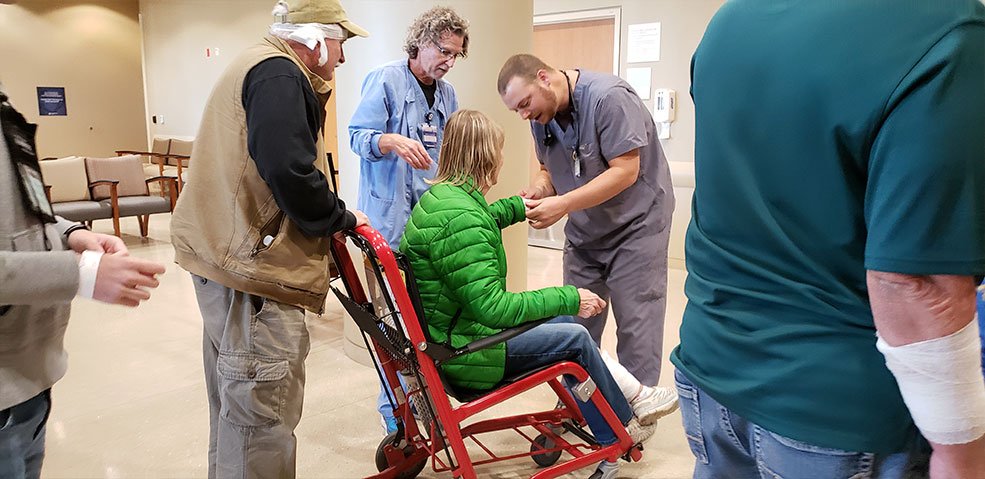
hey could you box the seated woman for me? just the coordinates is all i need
[398,110,678,478]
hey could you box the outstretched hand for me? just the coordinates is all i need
[92,253,166,307]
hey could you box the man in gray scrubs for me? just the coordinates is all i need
[498,53,675,389]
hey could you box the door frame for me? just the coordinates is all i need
[533,7,621,75]
[528,7,621,249]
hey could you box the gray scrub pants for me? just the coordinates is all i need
[192,274,310,479]
[564,222,670,386]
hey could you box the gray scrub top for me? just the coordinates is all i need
[531,70,674,250]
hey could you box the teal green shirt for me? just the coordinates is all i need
[672,0,985,453]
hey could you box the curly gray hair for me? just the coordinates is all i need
[404,6,470,59]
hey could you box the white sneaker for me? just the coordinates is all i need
[625,417,657,445]
[631,386,679,426]
[588,460,619,479]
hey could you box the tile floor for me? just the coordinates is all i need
[41,217,694,479]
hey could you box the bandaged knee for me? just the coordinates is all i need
[876,319,985,445]
[600,349,641,400]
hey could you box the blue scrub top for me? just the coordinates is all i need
[350,59,458,249]
[531,70,673,250]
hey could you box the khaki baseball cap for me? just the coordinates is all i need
[282,0,369,38]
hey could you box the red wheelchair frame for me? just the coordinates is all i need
[329,226,644,479]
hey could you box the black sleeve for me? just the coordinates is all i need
[243,57,355,237]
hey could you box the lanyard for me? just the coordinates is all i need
[560,70,582,177]
[1,92,55,225]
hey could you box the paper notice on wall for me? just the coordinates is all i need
[625,67,652,99]
[627,22,661,63]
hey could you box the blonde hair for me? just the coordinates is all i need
[431,110,503,192]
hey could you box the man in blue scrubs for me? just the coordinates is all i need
[498,54,676,392]
[349,6,468,433]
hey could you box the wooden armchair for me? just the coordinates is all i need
[116,136,170,173]
[116,136,192,195]
[85,155,177,237]
[38,156,117,227]
[165,138,192,193]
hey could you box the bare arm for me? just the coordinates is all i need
[519,165,556,200]
[868,272,975,345]
[867,271,985,478]
[525,149,639,229]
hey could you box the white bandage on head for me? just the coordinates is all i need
[270,1,346,68]
[270,22,345,67]
[876,319,985,445]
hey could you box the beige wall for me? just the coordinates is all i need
[0,0,147,158]
[139,0,275,141]
[139,0,343,176]
[535,0,724,164]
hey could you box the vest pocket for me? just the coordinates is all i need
[250,211,285,258]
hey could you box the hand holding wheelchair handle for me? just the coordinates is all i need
[333,210,370,242]
[577,288,606,318]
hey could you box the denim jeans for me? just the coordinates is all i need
[503,316,633,445]
[0,390,50,479]
[674,370,930,479]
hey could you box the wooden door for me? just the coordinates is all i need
[529,17,615,248]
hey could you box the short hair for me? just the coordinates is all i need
[404,6,470,60]
[431,110,504,192]
[497,53,554,95]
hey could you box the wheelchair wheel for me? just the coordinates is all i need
[375,432,427,479]
[530,434,562,467]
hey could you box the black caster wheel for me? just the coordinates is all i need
[375,432,427,479]
[530,434,562,467]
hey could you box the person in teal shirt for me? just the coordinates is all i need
[673,1,985,477]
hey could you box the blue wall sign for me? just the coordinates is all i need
[37,87,67,116]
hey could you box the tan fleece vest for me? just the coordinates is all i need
[171,36,333,313]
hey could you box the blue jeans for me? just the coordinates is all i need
[0,390,50,479]
[674,370,929,479]
[503,316,633,445]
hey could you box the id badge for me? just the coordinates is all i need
[420,123,438,149]
[17,163,55,221]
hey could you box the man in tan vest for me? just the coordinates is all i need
[170,1,368,477]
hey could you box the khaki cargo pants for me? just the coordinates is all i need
[192,274,310,479]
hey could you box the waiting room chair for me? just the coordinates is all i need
[39,156,117,227]
[166,138,192,193]
[85,155,177,237]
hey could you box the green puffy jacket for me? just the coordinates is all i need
[399,182,579,390]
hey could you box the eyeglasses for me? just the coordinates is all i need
[435,43,465,60]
